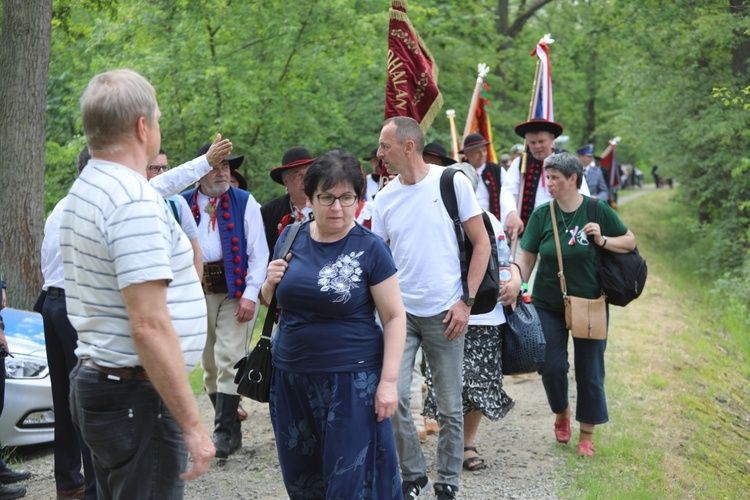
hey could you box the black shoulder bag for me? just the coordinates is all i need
[586,199,647,307]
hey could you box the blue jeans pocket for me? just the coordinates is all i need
[79,406,136,469]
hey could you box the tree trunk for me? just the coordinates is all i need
[0,0,53,310]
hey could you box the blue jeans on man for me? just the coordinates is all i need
[392,312,464,490]
[69,365,188,499]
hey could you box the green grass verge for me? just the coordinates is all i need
[560,189,750,498]
[188,306,268,395]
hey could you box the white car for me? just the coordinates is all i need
[1,307,55,446]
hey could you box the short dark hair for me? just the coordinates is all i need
[304,149,365,200]
[383,116,425,155]
[544,152,583,189]
[77,145,91,174]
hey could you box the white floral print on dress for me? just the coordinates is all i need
[317,251,364,303]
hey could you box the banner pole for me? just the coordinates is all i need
[446,110,460,161]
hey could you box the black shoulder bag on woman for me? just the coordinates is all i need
[585,199,647,307]
[234,222,302,403]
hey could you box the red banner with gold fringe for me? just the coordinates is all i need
[384,0,443,134]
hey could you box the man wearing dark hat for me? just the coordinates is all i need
[182,144,269,459]
[577,144,609,200]
[422,141,457,167]
[230,170,248,191]
[459,133,503,220]
[362,146,381,201]
[500,119,590,240]
[260,146,316,254]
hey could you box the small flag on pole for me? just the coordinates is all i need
[600,137,621,189]
[384,0,443,134]
[463,63,498,163]
[530,34,555,122]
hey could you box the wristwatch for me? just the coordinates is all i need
[600,236,608,248]
[462,295,475,307]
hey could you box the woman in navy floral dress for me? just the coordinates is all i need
[260,149,406,499]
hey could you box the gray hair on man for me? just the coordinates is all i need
[383,116,425,155]
[80,69,158,153]
[544,151,584,189]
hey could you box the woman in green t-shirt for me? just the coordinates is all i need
[517,152,635,457]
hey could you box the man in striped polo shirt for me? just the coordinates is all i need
[61,69,214,499]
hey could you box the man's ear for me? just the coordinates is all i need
[403,139,414,155]
[135,116,148,144]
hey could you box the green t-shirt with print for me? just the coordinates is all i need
[520,196,628,313]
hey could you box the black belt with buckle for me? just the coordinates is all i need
[202,260,228,295]
[81,359,149,382]
[47,287,65,298]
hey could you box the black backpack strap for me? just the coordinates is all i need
[440,169,470,301]
[167,198,180,222]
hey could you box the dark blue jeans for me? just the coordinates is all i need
[70,365,188,500]
[42,292,96,498]
[536,307,609,425]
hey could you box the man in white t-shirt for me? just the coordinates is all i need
[61,69,214,498]
[372,117,490,500]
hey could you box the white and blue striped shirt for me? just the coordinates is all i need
[60,159,207,370]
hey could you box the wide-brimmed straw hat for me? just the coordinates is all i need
[269,146,316,185]
[513,119,563,139]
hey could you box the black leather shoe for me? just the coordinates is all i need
[0,483,26,500]
[0,468,30,485]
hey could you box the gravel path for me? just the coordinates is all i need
[14,371,569,500]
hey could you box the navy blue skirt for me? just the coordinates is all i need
[270,368,403,500]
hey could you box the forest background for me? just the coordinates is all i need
[0,0,749,314]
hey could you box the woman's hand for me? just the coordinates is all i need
[374,378,398,422]
[260,253,292,306]
[582,222,605,247]
[499,275,521,308]
[265,254,292,286]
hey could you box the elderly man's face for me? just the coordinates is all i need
[282,165,310,205]
[200,160,231,197]
[525,131,555,162]
[464,147,487,169]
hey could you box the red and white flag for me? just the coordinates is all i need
[531,34,555,122]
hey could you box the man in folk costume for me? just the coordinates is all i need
[182,143,269,459]
[459,132,503,220]
[260,146,316,255]
[500,118,590,240]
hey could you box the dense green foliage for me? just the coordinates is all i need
[37,0,750,305]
